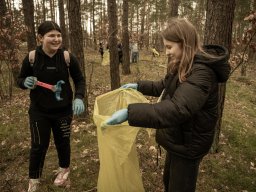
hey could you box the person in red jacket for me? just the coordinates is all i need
[17,21,85,192]
[102,18,230,192]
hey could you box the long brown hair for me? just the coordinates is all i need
[161,18,204,82]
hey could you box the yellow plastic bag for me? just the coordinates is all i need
[151,48,160,56]
[93,89,149,192]
[101,50,110,66]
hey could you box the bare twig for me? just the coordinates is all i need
[229,30,256,76]
[84,187,97,192]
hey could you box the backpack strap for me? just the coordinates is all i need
[63,50,70,67]
[28,50,70,67]
[29,50,36,66]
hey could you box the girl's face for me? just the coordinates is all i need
[39,30,62,55]
[163,39,183,64]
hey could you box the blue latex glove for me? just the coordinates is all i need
[72,98,85,115]
[121,83,138,90]
[24,76,37,89]
[104,108,128,127]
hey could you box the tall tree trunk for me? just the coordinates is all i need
[145,3,151,49]
[0,0,20,95]
[204,0,235,153]
[168,0,180,18]
[103,0,107,40]
[21,0,36,51]
[43,0,46,21]
[121,0,130,75]
[193,0,205,37]
[49,0,55,21]
[92,0,97,50]
[58,0,69,49]
[247,0,256,71]
[0,0,7,16]
[139,0,146,49]
[99,0,103,41]
[129,4,134,35]
[107,0,120,90]
[136,4,139,40]
[67,0,89,115]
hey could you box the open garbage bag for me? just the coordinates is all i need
[93,89,149,192]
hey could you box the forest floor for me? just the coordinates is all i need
[0,49,255,192]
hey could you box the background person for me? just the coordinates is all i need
[99,42,104,59]
[117,42,123,64]
[130,41,139,63]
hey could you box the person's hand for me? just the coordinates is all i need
[72,98,85,115]
[101,108,128,129]
[120,83,138,90]
[24,76,37,89]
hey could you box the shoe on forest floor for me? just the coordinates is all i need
[27,179,40,192]
[53,167,70,187]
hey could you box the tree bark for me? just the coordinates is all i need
[121,0,131,75]
[58,0,69,49]
[67,0,89,115]
[49,0,55,21]
[204,0,235,153]
[168,0,180,18]
[0,0,7,16]
[107,0,120,90]
[139,0,146,49]
[21,0,36,51]
[0,0,20,97]
[92,0,97,50]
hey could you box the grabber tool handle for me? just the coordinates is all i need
[36,81,54,91]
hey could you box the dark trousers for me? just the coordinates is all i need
[132,52,139,63]
[163,152,202,192]
[28,113,72,179]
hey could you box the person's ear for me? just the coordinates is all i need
[37,34,43,43]
[37,34,43,41]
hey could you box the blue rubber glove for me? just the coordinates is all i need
[120,83,138,90]
[24,76,37,89]
[72,98,85,115]
[104,108,128,126]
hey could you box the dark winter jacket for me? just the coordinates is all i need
[17,46,85,114]
[128,45,230,159]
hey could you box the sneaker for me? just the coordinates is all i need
[53,167,70,187]
[27,179,40,192]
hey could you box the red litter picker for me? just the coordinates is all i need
[33,77,65,101]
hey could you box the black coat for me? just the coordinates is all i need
[17,46,85,114]
[128,45,230,159]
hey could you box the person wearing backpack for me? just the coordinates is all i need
[102,18,231,192]
[17,21,85,192]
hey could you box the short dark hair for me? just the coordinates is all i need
[37,21,61,36]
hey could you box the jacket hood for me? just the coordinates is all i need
[194,45,231,83]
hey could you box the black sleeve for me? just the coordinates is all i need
[128,65,216,129]
[137,75,170,97]
[69,54,86,99]
[16,54,33,89]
